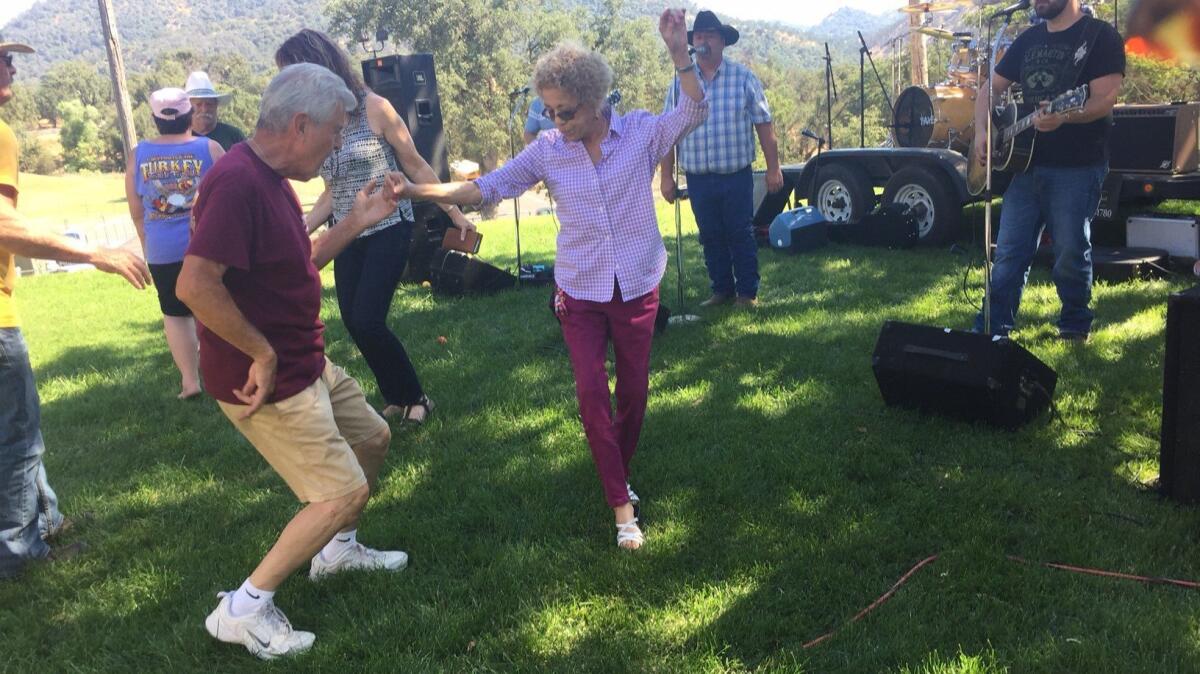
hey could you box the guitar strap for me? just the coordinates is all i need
[1057,16,1105,95]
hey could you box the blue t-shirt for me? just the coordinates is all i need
[134,137,216,264]
[524,97,556,136]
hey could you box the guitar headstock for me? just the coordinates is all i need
[1051,84,1089,115]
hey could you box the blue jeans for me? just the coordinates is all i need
[333,223,425,407]
[0,328,62,579]
[975,163,1107,336]
[686,166,760,299]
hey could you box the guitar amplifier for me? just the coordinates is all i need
[1109,103,1199,174]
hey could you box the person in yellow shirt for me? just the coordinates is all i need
[0,38,151,580]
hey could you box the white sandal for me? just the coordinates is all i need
[616,518,644,550]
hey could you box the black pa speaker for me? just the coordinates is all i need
[872,321,1058,430]
[402,202,452,284]
[361,53,449,182]
[428,249,516,296]
[1159,286,1200,502]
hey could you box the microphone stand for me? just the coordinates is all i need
[824,43,836,150]
[982,9,1017,334]
[507,90,529,287]
[667,69,700,327]
[857,31,893,149]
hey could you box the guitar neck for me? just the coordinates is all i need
[1003,111,1038,142]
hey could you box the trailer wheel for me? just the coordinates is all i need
[811,163,874,224]
[882,166,961,245]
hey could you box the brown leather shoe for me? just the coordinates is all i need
[734,296,758,308]
[699,293,733,307]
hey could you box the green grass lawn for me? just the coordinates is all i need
[4,200,1200,673]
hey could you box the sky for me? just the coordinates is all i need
[0,0,901,32]
[693,0,901,26]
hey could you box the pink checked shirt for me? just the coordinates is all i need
[475,94,708,302]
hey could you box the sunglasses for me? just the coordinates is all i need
[1,54,13,68]
[542,104,582,123]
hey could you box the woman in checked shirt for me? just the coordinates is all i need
[391,9,706,550]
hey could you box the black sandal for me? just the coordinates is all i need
[397,395,435,426]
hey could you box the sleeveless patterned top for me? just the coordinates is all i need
[319,102,415,238]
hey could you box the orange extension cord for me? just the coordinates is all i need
[802,553,1200,649]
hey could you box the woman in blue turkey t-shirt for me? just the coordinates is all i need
[124,87,223,399]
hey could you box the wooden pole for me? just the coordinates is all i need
[97,0,136,160]
[908,0,928,86]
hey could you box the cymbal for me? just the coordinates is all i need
[899,1,970,13]
[914,26,957,39]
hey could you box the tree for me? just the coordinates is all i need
[35,61,112,128]
[58,99,108,172]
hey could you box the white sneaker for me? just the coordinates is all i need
[204,592,315,660]
[309,542,408,580]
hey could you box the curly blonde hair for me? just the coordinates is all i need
[533,41,613,110]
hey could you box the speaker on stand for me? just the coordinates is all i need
[1159,286,1200,502]
[361,54,452,283]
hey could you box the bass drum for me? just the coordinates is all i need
[892,85,976,154]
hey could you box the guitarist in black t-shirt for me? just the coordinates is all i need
[971,0,1124,341]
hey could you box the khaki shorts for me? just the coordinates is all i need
[218,358,390,503]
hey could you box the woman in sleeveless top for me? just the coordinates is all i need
[276,29,477,425]
[124,87,224,399]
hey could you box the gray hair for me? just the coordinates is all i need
[533,41,613,110]
[256,63,357,132]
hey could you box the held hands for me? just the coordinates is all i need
[234,351,277,419]
[349,176,402,231]
[91,247,152,289]
[659,9,689,59]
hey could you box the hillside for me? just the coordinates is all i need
[0,0,878,81]
[0,0,330,80]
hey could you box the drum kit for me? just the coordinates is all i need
[891,0,1015,154]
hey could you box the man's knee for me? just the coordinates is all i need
[311,483,370,529]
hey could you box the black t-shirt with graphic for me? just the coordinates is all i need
[995,16,1125,167]
[196,122,246,152]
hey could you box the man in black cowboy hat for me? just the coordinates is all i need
[660,9,782,309]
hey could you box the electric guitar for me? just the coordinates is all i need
[966,84,1090,196]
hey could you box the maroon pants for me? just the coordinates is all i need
[559,284,658,508]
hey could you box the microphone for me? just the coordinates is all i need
[802,129,826,147]
[688,44,710,56]
[993,0,1031,18]
[508,85,530,99]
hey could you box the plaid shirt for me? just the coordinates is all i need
[664,58,771,175]
[475,94,708,303]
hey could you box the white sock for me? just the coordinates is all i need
[228,578,274,617]
[320,529,358,562]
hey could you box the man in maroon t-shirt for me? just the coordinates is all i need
[178,64,407,660]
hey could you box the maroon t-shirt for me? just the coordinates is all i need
[187,143,326,405]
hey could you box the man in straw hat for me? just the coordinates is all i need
[0,37,152,580]
[186,70,246,151]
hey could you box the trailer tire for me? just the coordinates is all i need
[882,166,961,245]
[811,163,874,224]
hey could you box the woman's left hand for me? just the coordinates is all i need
[449,208,477,240]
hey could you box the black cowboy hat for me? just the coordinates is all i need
[688,10,739,46]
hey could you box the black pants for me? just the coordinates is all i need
[333,223,424,406]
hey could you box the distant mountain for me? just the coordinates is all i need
[0,0,329,81]
[806,7,898,41]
